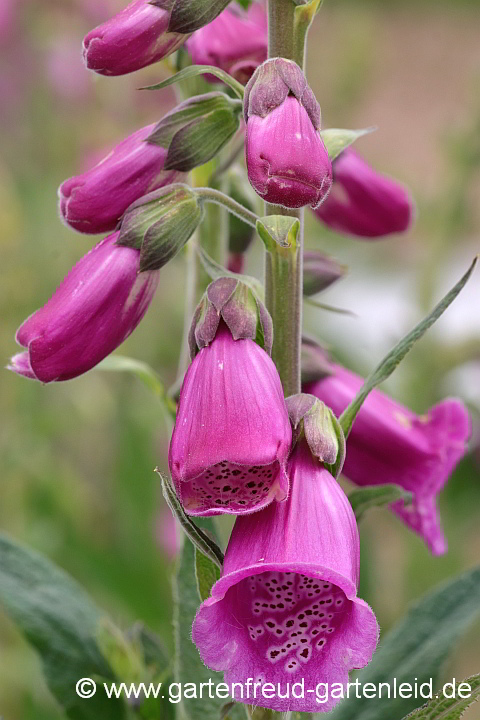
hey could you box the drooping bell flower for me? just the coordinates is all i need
[244,58,332,209]
[8,232,159,383]
[83,0,187,77]
[314,148,414,238]
[192,436,378,713]
[59,124,183,235]
[169,277,291,516]
[186,2,267,85]
[306,363,471,555]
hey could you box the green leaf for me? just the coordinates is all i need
[256,215,300,251]
[0,534,127,720]
[305,297,356,316]
[159,471,224,568]
[173,521,241,720]
[195,547,220,602]
[142,65,245,99]
[402,672,480,720]
[329,565,480,720]
[320,127,375,162]
[340,257,477,439]
[196,243,265,300]
[348,484,413,522]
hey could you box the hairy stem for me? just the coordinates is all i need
[266,0,306,397]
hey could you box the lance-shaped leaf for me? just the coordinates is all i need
[402,672,480,720]
[159,471,224,568]
[348,484,413,522]
[321,127,375,162]
[148,93,243,172]
[117,184,203,272]
[340,257,477,439]
[329,565,480,720]
[0,534,127,720]
[195,548,221,602]
[142,64,245,99]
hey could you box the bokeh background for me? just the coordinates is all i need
[1,0,479,718]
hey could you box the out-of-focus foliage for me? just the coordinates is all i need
[0,1,479,719]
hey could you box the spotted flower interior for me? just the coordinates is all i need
[233,570,350,675]
[183,461,282,513]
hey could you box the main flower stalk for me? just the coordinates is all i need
[266,0,305,397]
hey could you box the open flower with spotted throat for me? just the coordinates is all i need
[192,433,378,712]
[168,277,291,516]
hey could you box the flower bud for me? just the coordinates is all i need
[117,184,203,272]
[83,0,187,77]
[314,148,415,238]
[244,59,332,208]
[286,393,345,471]
[189,277,272,357]
[303,251,346,296]
[8,233,159,383]
[186,2,267,85]
[59,124,184,235]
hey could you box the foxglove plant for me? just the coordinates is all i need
[3,1,478,719]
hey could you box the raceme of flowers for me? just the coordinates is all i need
[7,0,470,714]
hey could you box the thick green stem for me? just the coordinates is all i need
[266,0,306,397]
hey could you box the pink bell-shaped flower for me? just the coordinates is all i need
[83,0,186,77]
[306,363,471,554]
[186,2,267,84]
[192,438,378,712]
[59,124,183,235]
[314,148,414,238]
[169,321,291,516]
[9,233,159,382]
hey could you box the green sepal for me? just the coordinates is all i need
[286,394,345,472]
[153,0,231,35]
[195,547,220,602]
[117,183,203,272]
[256,215,300,251]
[148,93,242,172]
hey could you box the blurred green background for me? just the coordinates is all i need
[0,1,479,718]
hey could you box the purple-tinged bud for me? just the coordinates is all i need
[301,336,333,384]
[305,364,471,555]
[8,233,159,383]
[59,124,184,235]
[244,59,332,208]
[168,279,291,516]
[314,148,415,238]
[82,0,187,77]
[286,393,345,472]
[186,2,267,85]
[303,251,346,296]
[192,437,378,712]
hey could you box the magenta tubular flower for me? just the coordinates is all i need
[193,439,378,713]
[168,323,291,516]
[83,0,186,77]
[306,364,471,555]
[314,148,414,238]
[8,233,159,383]
[59,124,183,235]
[246,95,332,209]
[186,2,267,84]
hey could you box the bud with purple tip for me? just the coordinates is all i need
[244,58,332,209]
[314,148,414,238]
[83,0,187,77]
[59,124,184,235]
[8,233,159,383]
[168,277,292,516]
